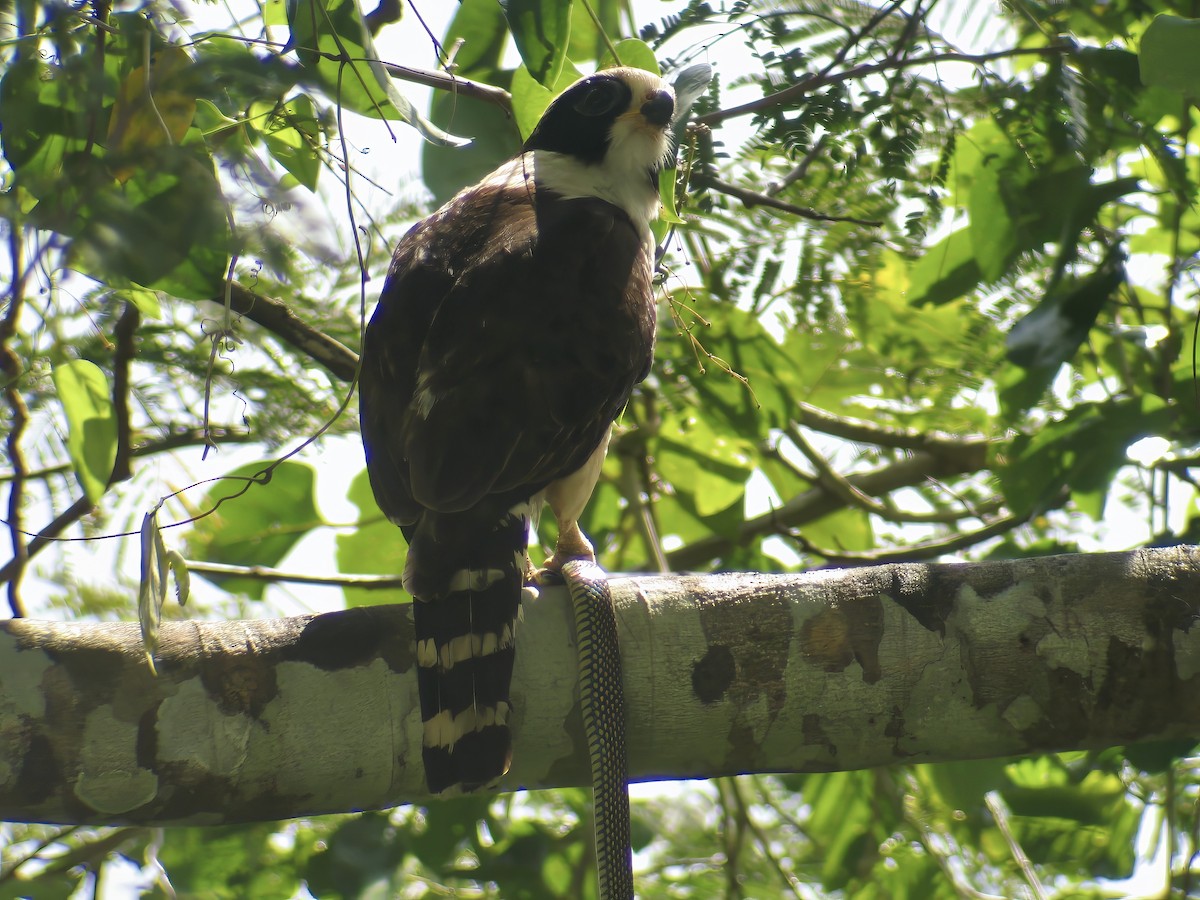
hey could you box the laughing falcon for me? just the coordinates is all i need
[360,67,674,794]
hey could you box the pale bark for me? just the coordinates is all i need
[2,546,1198,825]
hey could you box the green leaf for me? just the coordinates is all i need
[1006,245,1126,370]
[998,396,1172,519]
[138,506,171,673]
[968,139,1021,281]
[335,468,407,607]
[502,0,573,87]
[116,286,162,319]
[511,61,582,142]
[907,227,982,307]
[303,813,406,898]
[155,823,301,899]
[52,360,117,504]
[657,412,755,517]
[423,85,523,204]
[441,0,512,79]
[252,94,323,192]
[1140,15,1200,95]
[185,461,323,600]
[30,148,231,300]
[799,505,874,556]
[598,38,660,74]
[286,0,469,147]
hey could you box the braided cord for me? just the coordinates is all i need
[562,559,633,900]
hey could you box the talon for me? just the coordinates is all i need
[532,566,565,587]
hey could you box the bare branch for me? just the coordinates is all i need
[219,282,360,382]
[109,302,139,484]
[0,428,257,484]
[790,511,1029,565]
[3,546,1199,823]
[1,227,29,616]
[667,450,987,570]
[793,402,990,464]
[696,47,1070,128]
[185,559,403,590]
[693,174,884,227]
[382,62,513,114]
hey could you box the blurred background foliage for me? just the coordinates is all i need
[3,0,1200,895]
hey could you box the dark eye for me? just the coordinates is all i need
[572,80,623,117]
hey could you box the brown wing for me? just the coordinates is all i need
[360,179,655,531]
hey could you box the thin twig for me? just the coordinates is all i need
[0,825,83,884]
[693,174,883,227]
[110,303,140,484]
[791,512,1029,566]
[793,402,989,465]
[728,778,806,899]
[984,792,1047,900]
[785,425,999,525]
[2,225,29,616]
[382,61,513,114]
[184,559,404,589]
[0,428,255,484]
[696,46,1069,127]
[216,282,359,382]
[667,450,988,570]
[0,496,92,585]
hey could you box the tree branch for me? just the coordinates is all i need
[219,282,359,382]
[693,174,884,227]
[382,62,513,114]
[696,47,1070,127]
[0,427,256,484]
[184,559,403,590]
[792,402,991,464]
[667,448,987,570]
[2,546,1198,825]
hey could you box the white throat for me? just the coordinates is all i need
[482,149,664,242]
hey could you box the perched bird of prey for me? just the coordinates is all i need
[359,67,676,793]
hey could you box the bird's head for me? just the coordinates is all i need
[522,67,677,234]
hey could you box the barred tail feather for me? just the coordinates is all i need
[409,504,530,793]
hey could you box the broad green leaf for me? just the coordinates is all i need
[335,468,407,607]
[440,0,511,79]
[286,0,469,147]
[115,286,162,319]
[510,61,582,141]
[52,360,117,504]
[250,94,323,191]
[154,823,301,899]
[106,45,196,181]
[1006,245,1126,370]
[657,412,754,517]
[907,227,981,307]
[1139,15,1200,95]
[967,138,1020,281]
[303,813,405,898]
[185,461,323,600]
[423,85,523,204]
[598,38,660,74]
[798,505,874,556]
[918,758,1013,818]
[502,0,573,87]
[998,396,1171,519]
[30,147,230,300]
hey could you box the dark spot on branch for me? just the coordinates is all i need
[200,657,278,719]
[14,731,58,805]
[137,707,159,769]
[692,644,735,704]
[286,606,413,672]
